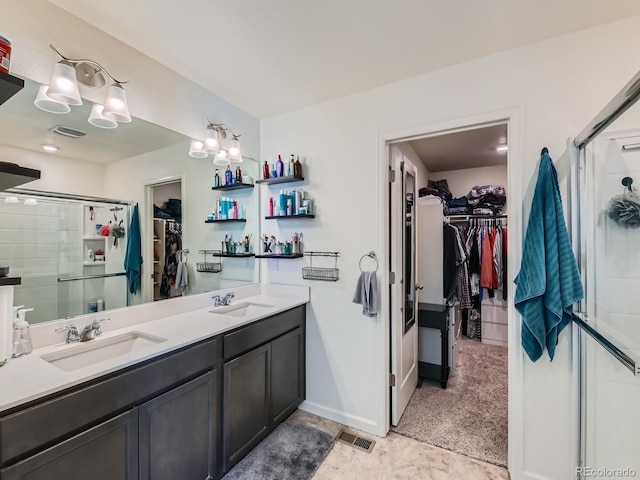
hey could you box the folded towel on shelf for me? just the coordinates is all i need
[124,204,143,295]
[514,153,584,362]
[352,271,380,317]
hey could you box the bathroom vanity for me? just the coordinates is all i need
[0,285,308,480]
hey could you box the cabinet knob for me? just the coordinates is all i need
[415,284,424,290]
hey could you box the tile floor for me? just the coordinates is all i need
[291,410,510,480]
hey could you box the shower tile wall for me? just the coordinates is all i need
[0,200,83,323]
[583,134,640,473]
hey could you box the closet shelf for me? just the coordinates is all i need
[83,262,105,266]
[83,236,106,241]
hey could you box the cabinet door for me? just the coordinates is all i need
[223,343,270,472]
[271,327,304,426]
[1,409,138,480]
[139,371,217,480]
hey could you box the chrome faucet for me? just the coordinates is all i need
[79,318,109,342]
[56,318,109,343]
[212,292,235,307]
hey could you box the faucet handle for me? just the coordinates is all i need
[211,295,222,307]
[55,324,80,343]
[91,318,110,336]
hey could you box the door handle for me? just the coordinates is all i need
[415,284,424,290]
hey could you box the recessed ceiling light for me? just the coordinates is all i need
[42,144,59,153]
[496,145,508,153]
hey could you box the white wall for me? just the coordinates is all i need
[0,145,104,197]
[261,15,640,480]
[432,164,508,206]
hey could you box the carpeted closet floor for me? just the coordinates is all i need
[391,336,508,467]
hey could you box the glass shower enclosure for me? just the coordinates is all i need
[574,71,640,478]
[0,190,130,325]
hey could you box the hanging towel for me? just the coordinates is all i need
[514,153,584,362]
[124,204,143,295]
[175,252,189,296]
[352,271,380,317]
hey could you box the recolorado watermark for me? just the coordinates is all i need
[576,467,637,477]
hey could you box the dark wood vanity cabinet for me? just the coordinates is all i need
[0,305,306,480]
[0,409,139,480]
[221,306,306,473]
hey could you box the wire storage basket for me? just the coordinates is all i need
[302,252,339,281]
[196,250,222,273]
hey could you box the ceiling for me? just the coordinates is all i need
[0,78,188,164]
[409,124,508,172]
[48,1,640,119]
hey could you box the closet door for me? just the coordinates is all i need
[390,146,419,426]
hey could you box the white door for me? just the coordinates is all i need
[390,146,419,426]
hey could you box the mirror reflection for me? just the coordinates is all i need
[0,77,260,325]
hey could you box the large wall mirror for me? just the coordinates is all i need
[0,77,260,325]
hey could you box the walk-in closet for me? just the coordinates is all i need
[390,123,509,468]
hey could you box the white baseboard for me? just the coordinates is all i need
[298,400,385,437]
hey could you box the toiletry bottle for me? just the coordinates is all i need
[225,165,233,185]
[96,297,104,312]
[214,169,220,187]
[269,197,274,217]
[286,198,292,216]
[12,308,34,358]
[263,161,270,179]
[271,164,276,178]
[295,156,302,177]
[276,155,284,177]
[233,201,238,219]
[235,166,242,183]
[221,197,228,220]
[279,190,286,216]
[86,248,94,262]
[289,154,295,176]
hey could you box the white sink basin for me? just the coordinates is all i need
[41,332,167,372]
[209,302,275,318]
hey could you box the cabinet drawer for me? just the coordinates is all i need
[223,306,304,361]
[0,338,217,466]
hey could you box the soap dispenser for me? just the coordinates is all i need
[12,308,33,358]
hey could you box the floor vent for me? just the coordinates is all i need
[335,429,375,453]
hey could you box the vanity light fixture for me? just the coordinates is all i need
[189,120,244,163]
[496,144,508,153]
[34,44,131,128]
[4,196,19,204]
[24,199,38,206]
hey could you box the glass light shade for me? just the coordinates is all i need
[4,196,19,204]
[88,104,118,129]
[204,127,220,154]
[213,150,230,165]
[228,136,242,162]
[188,139,208,158]
[46,61,82,106]
[102,83,131,123]
[34,85,71,114]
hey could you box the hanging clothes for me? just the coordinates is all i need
[160,223,182,299]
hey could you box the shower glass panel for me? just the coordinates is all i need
[0,191,130,324]
[578,102,640,476]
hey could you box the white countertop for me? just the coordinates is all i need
[0,283,309,414]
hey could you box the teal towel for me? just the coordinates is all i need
[124,204,143,295]
[514,153,584,362]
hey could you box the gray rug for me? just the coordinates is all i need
[223,419,334,479]
[392,337,508,467]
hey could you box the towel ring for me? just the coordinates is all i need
[359,251,378,272]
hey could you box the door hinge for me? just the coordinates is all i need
[389,272,395,285]
[389,169,396,183]
[389,373,396,387]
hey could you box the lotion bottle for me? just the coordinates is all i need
[12,308,33,358]
[276,155,284,177]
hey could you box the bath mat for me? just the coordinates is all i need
[223,419,334,480]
